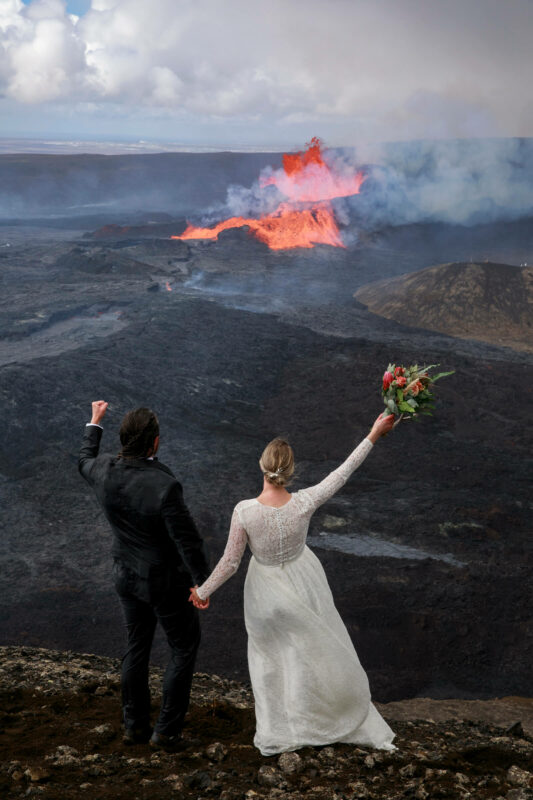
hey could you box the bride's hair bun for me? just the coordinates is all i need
[259,438,294,487]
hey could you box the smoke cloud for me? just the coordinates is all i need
[220,138,533,230]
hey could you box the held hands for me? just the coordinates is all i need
[91,400,108,425]
[189,586,210,610]
[368,411,395,444]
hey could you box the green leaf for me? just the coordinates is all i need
[396,389,403,402]
[386,399,398,414]
[398,402,416,413]
[431,370,455,382]
[406,398,418,408]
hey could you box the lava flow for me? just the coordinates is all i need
[172,137,365,250]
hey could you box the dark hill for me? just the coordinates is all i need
[0,152,283,218]
[355,262,533,352]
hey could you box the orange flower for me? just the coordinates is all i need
[396,375,407,388]
[410,380,424,396]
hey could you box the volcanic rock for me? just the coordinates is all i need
[257,765,283,787]
[355,261,533,351]
[278,752,303,774]
[184,769,212,789]
[506,790,533,800]
[55,246,150,275]
[507,766,533,787]
[89,723,115,742]
[1,646,532,799]
[206,741,228,762]
[24,767,50,783]
[509,723,528,738]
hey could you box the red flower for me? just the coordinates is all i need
[394,366,405,377]
[396,375,407,388]
[382,371,394,390]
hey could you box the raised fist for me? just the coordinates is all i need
[91,400,108,425]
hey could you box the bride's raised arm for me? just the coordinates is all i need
[194,506,248,602]
[299,412,394,512]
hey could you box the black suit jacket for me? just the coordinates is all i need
[79,425,210,587]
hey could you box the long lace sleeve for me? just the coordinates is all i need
[299,437,374,512]
[196,506,248,600]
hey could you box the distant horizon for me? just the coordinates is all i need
[0,137,282,155]
[1,134,532,157]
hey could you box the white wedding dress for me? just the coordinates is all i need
[196,437,395,755]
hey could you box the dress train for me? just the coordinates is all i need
[244,546,395,756]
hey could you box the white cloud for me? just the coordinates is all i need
[1,0,532,140]
[1,0,87,102]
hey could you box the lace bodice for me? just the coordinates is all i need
[196,437,373,600]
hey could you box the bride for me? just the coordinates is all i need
[189,412,396,755]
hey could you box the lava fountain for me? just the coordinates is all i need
[171,138,366,250]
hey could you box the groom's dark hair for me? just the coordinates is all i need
[119,407,159,459]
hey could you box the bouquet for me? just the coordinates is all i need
[382,363,454,424]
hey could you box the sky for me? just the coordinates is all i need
[1,0,532,149]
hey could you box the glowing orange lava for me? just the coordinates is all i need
[260,136,366,203]
[176,202,344,250]
[172,138,365,250]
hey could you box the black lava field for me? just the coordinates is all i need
[0,151,532,702]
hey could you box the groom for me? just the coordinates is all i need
[78,400,210,751]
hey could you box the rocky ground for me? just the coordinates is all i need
[1,647,533,800]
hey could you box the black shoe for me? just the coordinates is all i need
[150,731,186,752]
[123,725,152,745]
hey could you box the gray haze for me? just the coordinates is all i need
[1,139,532,231]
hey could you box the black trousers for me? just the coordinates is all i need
[113,560,201,736]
